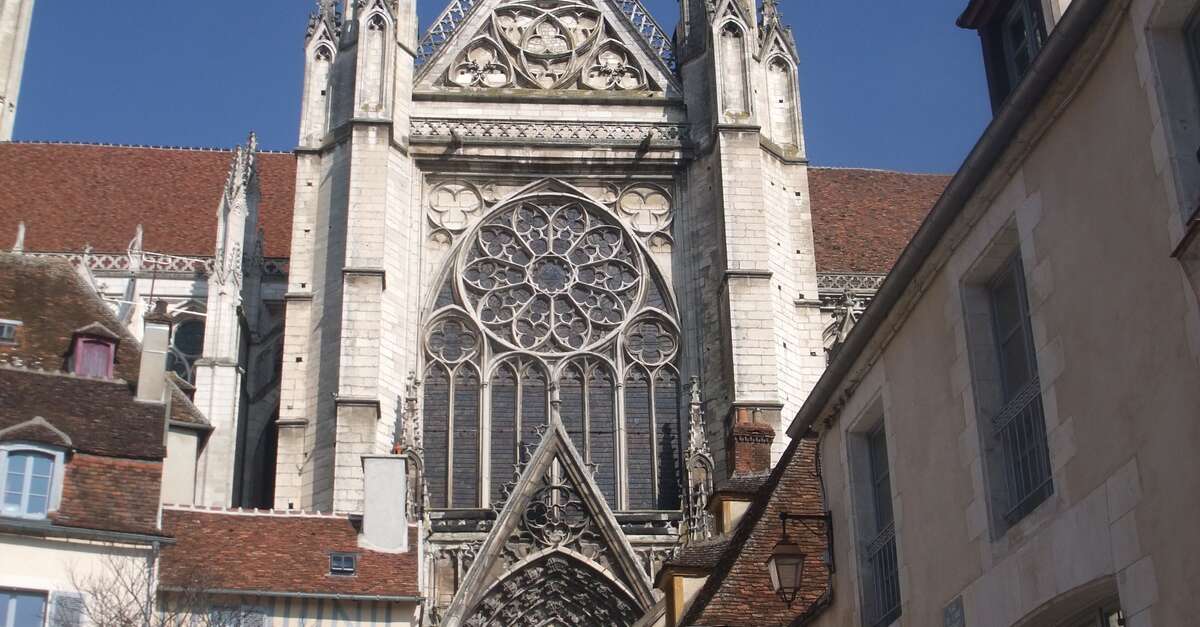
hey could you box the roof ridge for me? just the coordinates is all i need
[2,139,295,155]
[810,165,954,176]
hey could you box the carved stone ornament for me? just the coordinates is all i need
[458,196,643,353]
[445,0,652,91]
[616,184,672,236]
[429,181,487,233]
[463,553,639,626]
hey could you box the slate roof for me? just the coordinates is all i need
[0,142,296,258]
[808,167,952,274]
[160,508,421,599]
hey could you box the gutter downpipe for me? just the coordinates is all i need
[786,0,1113,440]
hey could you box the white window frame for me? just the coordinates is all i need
[0,587,48,627]
[0,319,20,344]
[0,443,66,520]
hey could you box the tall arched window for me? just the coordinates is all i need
[422,193,684,512]
[718,22,750,116]
[359,13,388,111]
[766,56,799,148]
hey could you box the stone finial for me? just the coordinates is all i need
[307,0,343,41]
[762,0,781,26]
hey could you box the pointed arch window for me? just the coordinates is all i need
[422,192,685,512]
[765,56,800,148]
[359,13,389,111]
[718,21,750,116]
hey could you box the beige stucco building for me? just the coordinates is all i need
[778,0,1200,625]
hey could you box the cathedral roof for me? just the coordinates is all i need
[0,142,295,258]
[160,507,421,599]
[0,144,948,279]
[808,167,952,274]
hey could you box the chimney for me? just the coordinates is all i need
[361,455,408,552]
[726,406,776,475]
[137,301,172,403]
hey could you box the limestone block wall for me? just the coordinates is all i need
[808,6,1200,625]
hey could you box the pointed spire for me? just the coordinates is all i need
[307,0,343,42]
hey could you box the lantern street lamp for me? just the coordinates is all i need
[766,512,832,608]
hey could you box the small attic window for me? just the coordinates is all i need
[330,553,357,576]
[0,319,20,344]
[68,323,120,380]
[74,338,115,379]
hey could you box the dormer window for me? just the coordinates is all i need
[68,322,120,380]
[0,444,66,520]
[998,0,1045,91]
[0,319,19,345]
[959,0,1048,109]
[74,338,115,379]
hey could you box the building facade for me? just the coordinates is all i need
[671,0,1200,626]
[0,1,954,625]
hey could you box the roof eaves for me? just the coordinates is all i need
[787,0,1116,440]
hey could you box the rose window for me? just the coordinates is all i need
[461,199,641,353]
[426,192,684,513]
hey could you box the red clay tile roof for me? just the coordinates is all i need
[0,368,166,459]
[808,168,951,275]
[682,437,830,626]
[160,508,421,599]
[52,454,164,536]
[0,252,207,425]
[660,537,731,576]
[0,143,296,258]
[0,254,141,380]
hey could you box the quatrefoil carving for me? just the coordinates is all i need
[445,0,652,92]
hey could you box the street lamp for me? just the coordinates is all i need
[766,512,831,607]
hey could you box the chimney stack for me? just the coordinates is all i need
[361,455,409,552]
[137,301,172,403]
[726,406,776,475]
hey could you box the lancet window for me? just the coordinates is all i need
[422,192,684,512]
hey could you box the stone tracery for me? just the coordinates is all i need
[444,0,655,91]
[422,191,684,512]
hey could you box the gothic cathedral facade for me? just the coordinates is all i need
[276,0,821,624]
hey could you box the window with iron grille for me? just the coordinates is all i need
[863,425,900,627]
[988,253,1052,524]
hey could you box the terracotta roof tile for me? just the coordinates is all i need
[0,368,166,459]
[0,143,296,258]
[0,253,207,427]
[682,437,830,626]
[160,508,421,598]
[663,538,731,573]
[808,168,951,274]
[52,454,164,536]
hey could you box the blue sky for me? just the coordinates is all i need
[14,1,990,174]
